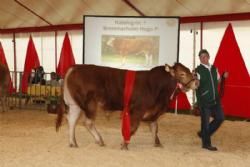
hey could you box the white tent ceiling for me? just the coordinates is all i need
[1,0,250,29]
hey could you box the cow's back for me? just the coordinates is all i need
[113,38,154,55]
[65,65,127,113]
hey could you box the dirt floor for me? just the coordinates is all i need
[1,109,250,167]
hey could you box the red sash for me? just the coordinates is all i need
[122,70,136,143]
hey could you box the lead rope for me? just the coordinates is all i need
[170,83,183,100]
[170,77,196,100]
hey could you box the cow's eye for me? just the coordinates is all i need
[180,73,185,77]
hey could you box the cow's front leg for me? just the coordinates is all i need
[120,142,129,150]
[121,114,140,150]
[67,105,81,147]
[149,121,163,147]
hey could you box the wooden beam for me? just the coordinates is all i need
[123,0,145,16]
[180,12,250,23]
[0,24,83,34]
[14,0,53,26]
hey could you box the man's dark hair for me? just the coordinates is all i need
[198,49,209,57]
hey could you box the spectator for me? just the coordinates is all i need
[47,72,61,86]
[32,66,46,85]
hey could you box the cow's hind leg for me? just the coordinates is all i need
[149,121,162,147]
[67,104,81,147]
[84,92,104,146]
[85,118,105,146]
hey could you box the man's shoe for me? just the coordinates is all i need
[202,145,218,151]
[197,131,201,138]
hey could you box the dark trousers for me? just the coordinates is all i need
[200,103,224,147]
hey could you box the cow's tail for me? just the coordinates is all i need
[56,97,66,132]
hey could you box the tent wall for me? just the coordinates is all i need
[0,18,250,115]
[179,20,250,109]
[1,19,249,75]
[0,30,82,73]
[179,20,250,75]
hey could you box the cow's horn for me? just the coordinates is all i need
[165,64,171,72]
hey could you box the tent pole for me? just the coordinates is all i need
[13,33,17,90]
[192,26,196,107]
[55,31,57,72]
[123,0,145,16]
[14,0,52,26]
[200,22,203,50]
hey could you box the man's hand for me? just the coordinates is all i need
[223,72,229,78]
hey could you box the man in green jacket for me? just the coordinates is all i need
[195,49,228,151]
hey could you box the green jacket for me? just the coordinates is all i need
[195,64,220,107]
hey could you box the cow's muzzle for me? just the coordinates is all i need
[180,78,199,91]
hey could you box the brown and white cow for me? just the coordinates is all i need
[106,37,156,66]
[0,63,9,112]
[56,63,199,149]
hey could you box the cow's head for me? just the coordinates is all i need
[165,63,199,91]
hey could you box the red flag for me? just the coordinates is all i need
[214,23,250,118]
[169,92,191,110]
[56,32,75,78]
[0,42,15,94]
[21,35,40,93]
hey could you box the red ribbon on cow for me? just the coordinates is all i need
[122,70,136,144]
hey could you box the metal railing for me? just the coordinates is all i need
[7,71,61,111]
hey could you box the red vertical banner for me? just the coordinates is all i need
[21,35,40,93]
[214,23,250,118]
[169,92,191,110]
[0,42,14,93]
[56,32,75,78]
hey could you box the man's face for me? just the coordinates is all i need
[199,53,210,65]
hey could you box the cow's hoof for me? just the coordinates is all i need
[120,143,129,150]
[154,143,163,148]
[69,143,78,148]
[96,141,105,147]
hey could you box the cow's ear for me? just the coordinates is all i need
[165,64,171,72]
[165,64,175,76]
